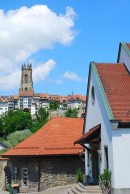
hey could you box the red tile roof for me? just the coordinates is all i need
[96,63,130,122]
[13,95,19,100]
[68,95,85,101]
[19,90,34,97]
[3,117,84,157]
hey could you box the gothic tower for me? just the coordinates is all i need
[20,63,33,91]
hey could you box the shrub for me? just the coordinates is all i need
[99,168,112,194]
[76,168,83,182]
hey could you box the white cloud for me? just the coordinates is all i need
[0,59,56,91]
[63,71,81,82]
[0,5,76,90]
[56,79,63,84]
[33,59,56,82]
[0,70,20,90]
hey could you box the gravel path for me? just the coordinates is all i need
[0,184,75,194]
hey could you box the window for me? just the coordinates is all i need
[104,146,109,168]
[91,86,95,104]
[22,168,28,186]
[25,74,28,83]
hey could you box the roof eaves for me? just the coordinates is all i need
[83,62,91,134]
[91,62,114,120]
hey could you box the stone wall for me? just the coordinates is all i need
[39,156,84,191]
[6,155,84,193]
[0,158,8,191]
[8,158,39,193]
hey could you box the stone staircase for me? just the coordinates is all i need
[65,183,102,194]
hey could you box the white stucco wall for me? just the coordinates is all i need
[0,107,8,116]
[84,67,114,185]
[112,129,130,189]
[119,45,130,71]
[31,104,36,115]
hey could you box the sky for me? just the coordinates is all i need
[0,0,130,96]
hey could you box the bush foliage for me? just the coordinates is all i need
[65,108,78,118]
[0,108,49,148]
[76,168,83,182]
[99,168,112,193]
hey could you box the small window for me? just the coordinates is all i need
[91,86,95,104]
[22,168,28,187]
[104,146,109,169]
[25,74,28,83]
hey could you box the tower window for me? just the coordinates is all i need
[25,74,28,83]
[25,87,28,91]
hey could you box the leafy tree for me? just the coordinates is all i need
[0,148,9,155]
[65,108,78,118]
[4,129,32,147]
[36,107,49,122]
[2,110,32,136]
[31,107,49,133]
[49,101,59,110]
[23,108,30,112]
[0,118,3,136]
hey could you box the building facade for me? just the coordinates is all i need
[2,117,84,192]
[0,64,86,116]
[75,42,130,194]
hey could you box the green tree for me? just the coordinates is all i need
[4,129,32,147]
[2,110,32,136]
[0,118,3,136]
[32,107,49,133]
[49,101,59,110]
[65,108,78,118]
[36,107,49,122]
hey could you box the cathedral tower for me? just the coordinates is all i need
[20,63,33,91]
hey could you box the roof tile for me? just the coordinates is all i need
[3,117,84,157]
[96,63,130,122]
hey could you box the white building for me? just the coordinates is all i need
[0,97,8,116]
[75,42,130,194]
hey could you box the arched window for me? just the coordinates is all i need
[25,87,28,91]
[25,74,28,83]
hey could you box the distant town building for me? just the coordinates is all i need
[0,64,86,117]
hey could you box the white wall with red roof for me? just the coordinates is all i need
[84,65,114,184]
